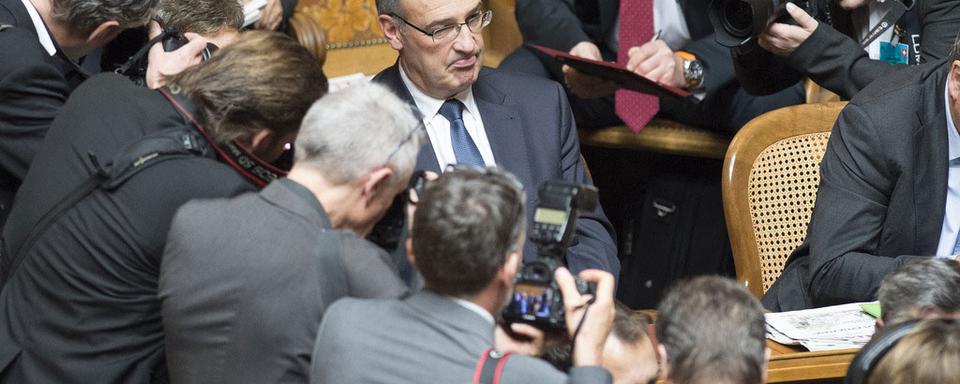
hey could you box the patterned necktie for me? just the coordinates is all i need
[615,0,659,133]
[439,99,485,166]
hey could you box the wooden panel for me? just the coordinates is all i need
[767,342,857,383]
[579,120,732,160]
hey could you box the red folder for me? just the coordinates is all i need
[529,44,691,100]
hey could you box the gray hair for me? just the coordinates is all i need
[294,82,424,186]
[879,258,960,325]
[51,0,158,32]
[155,0,244,34]
[657,276,767,384]
[375,0,402,15]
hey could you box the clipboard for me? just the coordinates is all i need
[529,44,691,100]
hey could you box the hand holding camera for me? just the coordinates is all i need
[556,267,615,366]
[758,3,819,56]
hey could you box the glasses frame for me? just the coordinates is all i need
[390,9,492,43]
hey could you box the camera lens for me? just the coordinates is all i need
[721,0,753,38]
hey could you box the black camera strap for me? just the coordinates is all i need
[114,32,168,78]
[0,128,209,288]
[859,0,909,49]
[472,348,512,384]
[158,87,287,188]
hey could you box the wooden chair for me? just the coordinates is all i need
[721,101,847,299]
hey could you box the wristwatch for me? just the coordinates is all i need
[676,51,704,90]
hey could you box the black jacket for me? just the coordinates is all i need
[0,0,86,227]
[734,0,960,98]
[0,74,255,383]
[763,60,952,311]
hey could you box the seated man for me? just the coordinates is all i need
[372,0,618,276]
[0,31,325,383]
[159,82,420,383]
[542,301,660,384]
[310,167,616,383]
[877,258,960,328]
[763,35,960,311]
[500,0,805,132]
[656,276,769,384]
[0,0,155,227]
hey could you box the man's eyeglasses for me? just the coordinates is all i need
[390,10,493,44]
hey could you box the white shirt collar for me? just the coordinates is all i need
[398,61,477,125]
[450,297,496,325]
[21,0,56,56]
[944,78,960,163]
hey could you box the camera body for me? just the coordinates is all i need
[501,181,598,330]
[709,0,835,47]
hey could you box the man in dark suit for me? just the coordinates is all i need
[159,82,416,384]
[310,167,617,384]
[372,0,618,276]
[0,0,156,227]
[0,32,325,383]
[735,0,960,99]
[499,0,805,132]
[763,42,960,311]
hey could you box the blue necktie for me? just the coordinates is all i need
[439,99,485,166]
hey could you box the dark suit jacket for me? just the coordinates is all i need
[763,60,952,311]
[0,0,86,226]
[0,74,254,383]
[160,178,407,384]
[514,0,734,101]
[735,0,960,98]
[374,64,619,276]
[310,290,611,383]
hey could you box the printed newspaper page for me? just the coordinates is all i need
[765,302,877,351]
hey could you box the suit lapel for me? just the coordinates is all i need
[912,65,950,253]
[472,70,532,184]
[0,0,34,33]
[373,63,441,173]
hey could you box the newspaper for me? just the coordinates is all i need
[765,302,877,352]
[327,73,372,92]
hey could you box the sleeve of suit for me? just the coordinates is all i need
[514,0,592,52]
[554,82,620,277]
[785,0,960,99]
[680,34,738,102]
[339,234,408,299]
[805,104,925,304]
[0,46,69,182]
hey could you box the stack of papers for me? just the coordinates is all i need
[766,302,878,351]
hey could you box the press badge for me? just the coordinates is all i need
[880,41,909,65]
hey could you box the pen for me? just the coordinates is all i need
[650,30,662,43]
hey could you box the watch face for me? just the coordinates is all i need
[685,60,704,88]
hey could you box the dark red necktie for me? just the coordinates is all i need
[615,0,659,132]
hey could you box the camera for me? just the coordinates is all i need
[709,0,836,47]
[502,181,598,331]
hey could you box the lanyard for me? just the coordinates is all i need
[859,0,909,49]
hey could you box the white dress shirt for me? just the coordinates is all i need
[852,1,897,61]
[399,63,497,170]
[21,0,56,56]
[936,80,960,257]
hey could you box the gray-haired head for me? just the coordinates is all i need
[879,258,960,326]
[154,0,243,34]
[51,0,157,33]
[656,276,767,384]
[294,82,424,187]
[375,0,403,16]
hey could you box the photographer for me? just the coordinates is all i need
[0,31,325,383]
[310,167,616,384]
[733,0,960,99]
